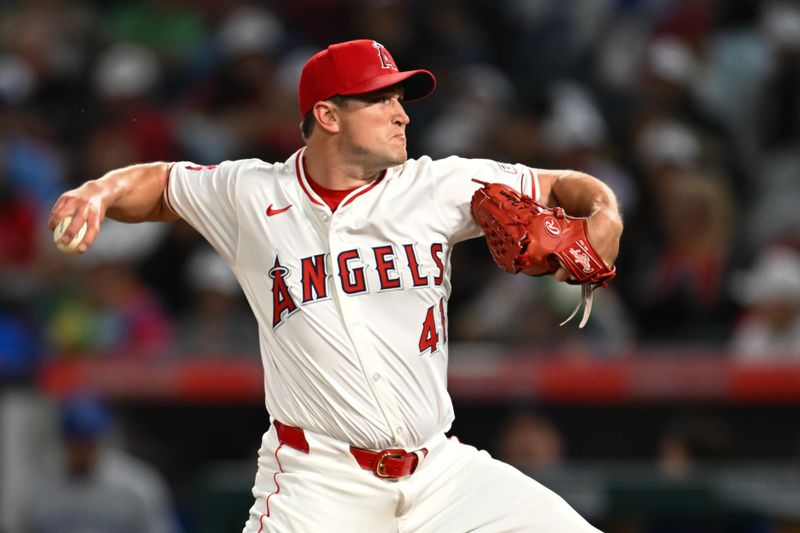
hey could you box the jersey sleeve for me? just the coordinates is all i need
[429,156,541,244]
[166,161,245,261]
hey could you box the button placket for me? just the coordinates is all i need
[329,240,405,443]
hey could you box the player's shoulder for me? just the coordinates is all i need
[397,154,469,175]
[398,154,512,178]
[214,156,297,181]
[221,157,282,173]
[175,158,276,175]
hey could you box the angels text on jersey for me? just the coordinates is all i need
[269,242,447,353]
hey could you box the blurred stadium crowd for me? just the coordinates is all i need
[1,0,799,371]
[2,0,800,370]
[2,0,800,531]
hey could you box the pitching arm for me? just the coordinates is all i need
[47,162,178,254]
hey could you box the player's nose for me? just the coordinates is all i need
[392,99,410,126]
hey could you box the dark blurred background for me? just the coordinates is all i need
[2,0,800,532]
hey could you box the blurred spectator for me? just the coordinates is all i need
[0,295,38,376]
[176,5,291,162]
[541,81,638,213]
[635,33,728,149]
[451,272,633,355]
[46,260,173,357]
[137,221,209,316]
[496,410,565,470]
[648,412,759,533]
[623,116,739,346]
[698,1,772,169]
[748,147,800,251]
[22,394,181,533]
[0,164,44,375]
[421,0,492,69]
[87,261,172,355]
[82,43,177,179]
[421,62,516,158]
[0,171,37,266]
[636,170,737,345]
[351,0,416,60]
[2,0,793,361]
[45,221,173,358]
[0,52,68,215]
[175,247,258,356]
[451,273,555,344]
[730,246,800,361]
[105,0,206,62]
[756,0,800,151]
[657,413,734,478]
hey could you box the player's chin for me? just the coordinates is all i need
[389,145,408,164]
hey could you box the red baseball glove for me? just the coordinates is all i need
[470,180,616,327]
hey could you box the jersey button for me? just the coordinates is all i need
[320,213,329,221]
[372,373,381,382]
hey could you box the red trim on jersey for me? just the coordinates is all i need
[163,162,177,215]
[295,148,387,211]
[439,297,447,343]
[304,159,357,212]
[257,443,286,533]
[529,168,540,201]
[294,150,324,206]
[341,170,386,207]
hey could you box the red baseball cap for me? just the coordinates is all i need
[298,39,436,116]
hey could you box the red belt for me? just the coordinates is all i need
[274,421,427,479]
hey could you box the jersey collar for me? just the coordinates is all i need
[294,147,387,211]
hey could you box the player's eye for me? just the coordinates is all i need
[383,94,404,105]
[362,92,403,105]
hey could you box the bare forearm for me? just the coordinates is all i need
[96,162,176,222]
[538,169,623,273]
[48,162,178,254]
[548,170,620,219]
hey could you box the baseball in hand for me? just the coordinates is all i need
[53,216,88,254]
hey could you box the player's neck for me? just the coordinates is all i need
[304,145,381,190]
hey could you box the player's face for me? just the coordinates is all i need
[335,85,410,170]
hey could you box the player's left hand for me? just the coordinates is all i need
[553,208,621,282]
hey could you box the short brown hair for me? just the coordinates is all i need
[300,95,348,141]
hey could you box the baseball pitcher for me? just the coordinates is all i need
[49,39,621,532]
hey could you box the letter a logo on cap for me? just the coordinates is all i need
[373,41,396,71]
[298,39,435,116]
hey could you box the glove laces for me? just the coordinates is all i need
[560,284,595,329]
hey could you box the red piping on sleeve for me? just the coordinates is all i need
[163,162,178,216]
[529,168,540,201]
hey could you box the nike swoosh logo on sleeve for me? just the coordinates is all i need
[266,204,293,217]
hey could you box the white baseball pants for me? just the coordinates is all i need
[243,423,601,532]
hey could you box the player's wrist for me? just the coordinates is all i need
[586,210,622,267]
[589,207,623,235]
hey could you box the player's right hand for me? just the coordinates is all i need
[48,181,108,254]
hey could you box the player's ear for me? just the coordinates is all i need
[312,101,341,134]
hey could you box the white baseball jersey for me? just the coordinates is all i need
[166,148,541,450]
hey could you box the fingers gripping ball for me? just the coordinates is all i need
[53,216,88,254]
